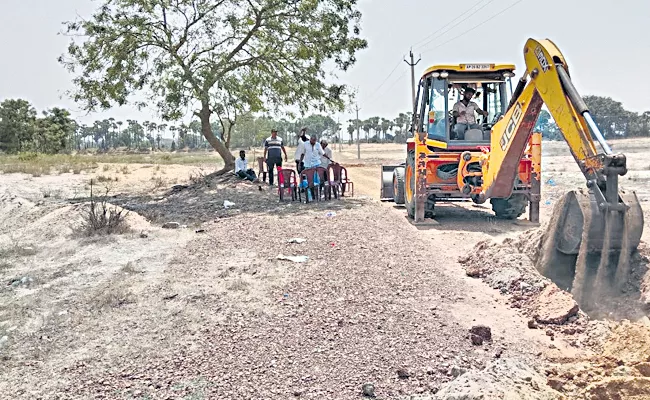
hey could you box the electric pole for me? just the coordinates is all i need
[355,103,361,160]
[336,116,342,152]
[404,49,421,110]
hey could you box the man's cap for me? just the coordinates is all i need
[464,86,476,94]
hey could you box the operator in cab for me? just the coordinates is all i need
[452,87,488,140]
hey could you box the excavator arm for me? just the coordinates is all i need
[482,38,643,310]
[484,38,611,203]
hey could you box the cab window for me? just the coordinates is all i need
[427,78,447,140]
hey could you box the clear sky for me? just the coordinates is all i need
[1,0,649,137]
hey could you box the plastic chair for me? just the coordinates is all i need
[278,168,299,201]
[299,168,320,203]
[328,163,354,197]
[257,157,268,183]
[315,166,331,200]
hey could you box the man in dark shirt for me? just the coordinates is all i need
[263,128,288,186]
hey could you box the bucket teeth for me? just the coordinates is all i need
[537,189,643,314]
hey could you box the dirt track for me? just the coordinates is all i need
[2,139,650,399]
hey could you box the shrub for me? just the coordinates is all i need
[82,181,130,236]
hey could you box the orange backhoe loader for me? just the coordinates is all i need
[380,38,643,309]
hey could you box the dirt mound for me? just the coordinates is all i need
[8,202,151,243]
[432,358,563,400]
[459,235,582,327]
[460,224,650,322]
[461,226,650,399]
[546,320,650,399]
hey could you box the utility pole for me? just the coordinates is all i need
[355,103,361,160]
[404,49,421,110]
[336,116,342,152]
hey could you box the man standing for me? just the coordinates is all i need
[235,150,257,181]
[294,127,309,173]
[263,128,288,186]
[452,87,488,139]
[320,139,333,169]
[300,135,326,169]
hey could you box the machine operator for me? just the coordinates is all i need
[452,87,488,139]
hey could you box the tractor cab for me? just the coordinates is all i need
[413,63,516,149]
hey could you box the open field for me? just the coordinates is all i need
[1,138,650,399]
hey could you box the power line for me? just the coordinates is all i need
[411,0,486,48]
[412,0,497,51]
[366,58,404,99]
[421,0,524,55]
[364,70,409,109]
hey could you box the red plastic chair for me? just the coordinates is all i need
[328,163,354,197]
[278,168,299,201]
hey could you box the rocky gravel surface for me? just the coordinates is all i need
[0,183,553,399]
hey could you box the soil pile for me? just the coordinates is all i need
[546,320,650,399]
[460,225,650,399]
[459,233,583,327]
[431,358,564,400]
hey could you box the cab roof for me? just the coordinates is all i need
[422,63,516,77]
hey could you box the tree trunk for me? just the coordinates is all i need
[199,103,235,174]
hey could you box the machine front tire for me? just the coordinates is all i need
[405,151,416,219]
[491,194,528,219]
[393,167,406,205]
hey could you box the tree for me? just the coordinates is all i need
[60,0,367,173]
[299,114,337,140]
[35,108,76,153]
[379,117,393,142]
[393,112,410,143]
[0,99,37,152]
[583,96,629,138]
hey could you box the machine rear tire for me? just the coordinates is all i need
[393,168,405,205]
[491,194,528,219]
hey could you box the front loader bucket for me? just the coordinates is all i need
[536,189,643,314]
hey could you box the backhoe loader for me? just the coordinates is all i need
[380,38,644,310]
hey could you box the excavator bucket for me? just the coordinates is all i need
[537,189,643,314]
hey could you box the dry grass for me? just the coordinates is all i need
[92,286,136,310]
[120,262,142,274]
[95,175,118,183]
[152,176,166,190]
[0,241,38,259]
[0,151,223,179]
[226,278,249,292]
[81,182,130,236]
[41,188,62,199]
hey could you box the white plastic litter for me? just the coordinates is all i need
[223,200,236,209]
[288,238,307,244]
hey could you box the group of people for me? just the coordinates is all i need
[233,127,336,186]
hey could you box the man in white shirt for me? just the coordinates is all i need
[300,135,329,169]
[234,150,257,181]
[452,86,488,140]
[294,127,309,173]
[320,139,333,168]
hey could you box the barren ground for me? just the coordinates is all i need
[1,138,650,399]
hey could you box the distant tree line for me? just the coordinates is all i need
[537,96,650,140]
[0,98,347,154]
[2,95,648,155]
